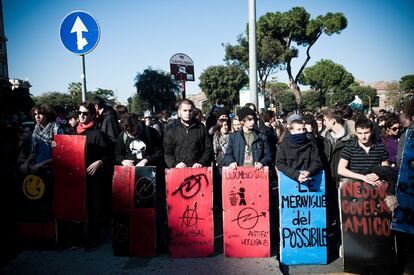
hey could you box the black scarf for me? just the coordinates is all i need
[287,132,308,145]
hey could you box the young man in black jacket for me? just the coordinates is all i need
[223,107,271,170]
[93,96,120,149]
[276,119,323,182]
[164,99,213,169]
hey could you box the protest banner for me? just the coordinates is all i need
[166,167,213,258]
[279,171,327,265]
[112,166,156,257]
[53,135,87,222]
[340,178,396,273]
[392,128,414,234]
[18,169,56,246]
[222,166,270,258]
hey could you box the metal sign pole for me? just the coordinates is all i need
[181,79,186,99]
[81,54,87,102]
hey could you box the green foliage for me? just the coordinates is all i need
[199,65,248,109]
[301,90,321,113]
[331,83,377,108]
[224,7,347,111]
[67,82,82,103]
[127,94,149,115]
[273,90,296,114]
[34,92,78,114]
[89,88,116,105]
[300,59,354,106]
[400,74,414,93]
[68,82,117,105]
[266,82,290,94]
[134,68,180,113]
[224,33,284,90]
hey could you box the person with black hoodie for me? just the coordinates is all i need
[92,96,119,217]
[114,113,163,167]
[92,96,120,149]
[76,102,110,251]
[276,119,323,183]
[164,99,213,168]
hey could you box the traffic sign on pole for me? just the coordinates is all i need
[60,11,100,101]
[60,11,100,55]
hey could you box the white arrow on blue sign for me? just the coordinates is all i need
[60,11,100,55]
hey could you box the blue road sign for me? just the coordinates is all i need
[60,11,100,55]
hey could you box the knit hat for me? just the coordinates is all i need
[287,113,303,124]
[237,107,256,121]
[215,107,228,118]
[144,110,153,118]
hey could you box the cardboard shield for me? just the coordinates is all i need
[222,166,270,258]
[392,129,414,234]
[18,170,54,222]
[166,167,214,258]
[112,166,157,257]
[279,171,327,265]
[340,178,396,273]
[53,135,87,222]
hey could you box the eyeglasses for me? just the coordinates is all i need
[78,111,89,116]
[390,127,400,131]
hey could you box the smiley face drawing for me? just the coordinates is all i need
[22,174,45,200]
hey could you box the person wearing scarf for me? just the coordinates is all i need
[20,104,63,174]
[77,102,110,252]
[276,119,323,182]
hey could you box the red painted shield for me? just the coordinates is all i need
[112,166,156,257]
[222,166,270,258]
[53,135,87,222]
[166,167,214,258]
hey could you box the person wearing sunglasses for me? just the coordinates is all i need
[76,102,110,252]
[380,114,400,171]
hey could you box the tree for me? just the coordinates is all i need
[331,83,377,108]
[89,88,117,105]
[300,59,354,107]
[134,68,180,112]
[225,7,347,112]
[224,31,285,92]
[34,92,78,114]
[68,82,82,100]
[127,94,148,115]
[264,81,289,110]
[301,90,321,113]
[400,74,414,94]
[272,89,296,114]
[199,65,248,109]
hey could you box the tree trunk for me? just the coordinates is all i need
[289,78,302,113]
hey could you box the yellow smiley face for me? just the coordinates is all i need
[22,174,45,200]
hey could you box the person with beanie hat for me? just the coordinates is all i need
[223,107,271,170]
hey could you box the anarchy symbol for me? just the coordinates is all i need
[113,223,129,242]
[179,202,204,228]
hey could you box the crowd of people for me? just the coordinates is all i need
[1,94,414,270]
